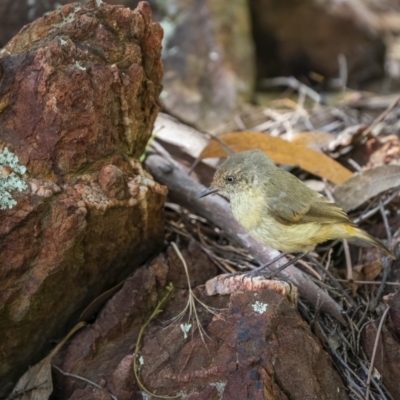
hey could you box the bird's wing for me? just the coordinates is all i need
[266,171,353,226]
[301,199,354,225]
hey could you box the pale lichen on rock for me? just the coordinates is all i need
[0,147,27,210]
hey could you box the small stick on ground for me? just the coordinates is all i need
[365,306,391,400]
[343,239,353,282]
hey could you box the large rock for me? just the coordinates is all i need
[53,240,348,400]
[0,1,165,396]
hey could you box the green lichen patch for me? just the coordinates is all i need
[0,147,28,210]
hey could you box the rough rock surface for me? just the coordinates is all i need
[0,1,164,396]
[54,240,348,400]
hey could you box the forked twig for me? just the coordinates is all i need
[166,242,222,345]
[132,283,178,399]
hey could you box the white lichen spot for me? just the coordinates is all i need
[59,38,67,46]
[51,6,81,30]
[209,51,219,61]
[252,301,268,314]
[139,355,144,366]
[75,61,86,71]
[96,0,103,6]
[210,381,227,395]
[159,90,169,100]
[180,323,192,339]
[0,147,28,210]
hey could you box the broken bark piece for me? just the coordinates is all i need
[0,1,164,396]
[206,274,298,306]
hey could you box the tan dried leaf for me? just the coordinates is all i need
[200,132,353,185]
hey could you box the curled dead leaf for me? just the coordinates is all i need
[200,131,353,184]
[333,165,400,212]
[7,322,85,400]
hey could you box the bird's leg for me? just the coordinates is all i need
[248,252,306,278]
[267,253,306,279]
[249,252,287,275]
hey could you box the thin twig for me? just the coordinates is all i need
[343,240,353,282]
[260,76,322,103]
[370,257,392,312]
[53,366,118,400]
[379,201,392,248]
[335,279,400,286]
[365,306,391,400]
[362,95,400,138]
[353,190,399,224]
[132,283,177,399]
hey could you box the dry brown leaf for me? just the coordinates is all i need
[7,358,53,400]
[363,261,383,281]
[200,132,353,184]
[347,262,382,295]
[333,165,400,212]
[366,135,400,168]
[7,322,85,400]
[288,131,335,151]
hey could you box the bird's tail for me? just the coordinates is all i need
[351,227,396,259]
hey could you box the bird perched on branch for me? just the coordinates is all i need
[199,149,395,274]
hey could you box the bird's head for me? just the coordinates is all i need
[199,149,275,201]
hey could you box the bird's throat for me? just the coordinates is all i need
[230,189,266,231]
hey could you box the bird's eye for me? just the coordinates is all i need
[226,176,235,184]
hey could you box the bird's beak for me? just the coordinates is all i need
[198,186,219,198]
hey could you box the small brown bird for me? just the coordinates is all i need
[199,149,395,260]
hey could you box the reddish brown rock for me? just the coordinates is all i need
[0,0,78,48]
[0,1,164,396]
[54,241,347,400]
